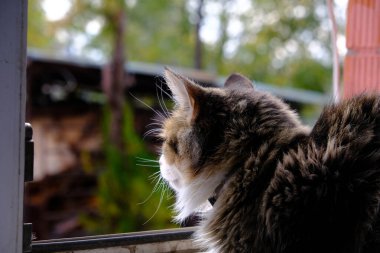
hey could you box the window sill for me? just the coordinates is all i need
[31,227,197,253]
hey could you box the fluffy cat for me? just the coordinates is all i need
[158,68,380,253]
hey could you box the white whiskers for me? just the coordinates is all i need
[135,156,173,225]
[130,82,175,225]
[129,92,166,120]
[156,84,171,118]
[142,185,166,225]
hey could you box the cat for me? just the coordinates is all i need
[158,68,380,253]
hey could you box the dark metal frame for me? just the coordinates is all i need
[31,227,195,253]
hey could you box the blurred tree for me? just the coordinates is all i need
[102,4,127,150]
[83,0,176,234]
[194,0,205,69]
[212,0,233,73]
[27,0,54,49]
[205,0,333,93]
[126,1,195,67]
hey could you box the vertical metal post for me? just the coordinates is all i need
[0,0,28,252]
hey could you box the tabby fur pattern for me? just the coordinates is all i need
[158,69,380,253]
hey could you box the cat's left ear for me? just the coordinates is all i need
[224,73,254,90]
[164,68,202,122]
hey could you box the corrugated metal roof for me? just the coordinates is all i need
[344,0,380,98]
[216,77,330,105]
[27,49,218,86]
[344,53,380,97]
[28,49,328,105]
[346,0,380,49]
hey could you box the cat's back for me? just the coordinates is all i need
[261,94,380,253]
[312,93,380,149]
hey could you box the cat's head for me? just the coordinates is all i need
[159,68,305,221]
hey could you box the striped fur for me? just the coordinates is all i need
[159,69,380,253]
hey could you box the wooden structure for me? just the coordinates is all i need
[344,0,380,98]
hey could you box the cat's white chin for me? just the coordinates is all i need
[174,192,213,222]
[159,154,224,222]
[159,155,183,191]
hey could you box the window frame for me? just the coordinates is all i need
[0,0,28,252]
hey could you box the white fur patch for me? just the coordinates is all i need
[159,154,223,222]
[173,174,221,222]
[159,155,182,191]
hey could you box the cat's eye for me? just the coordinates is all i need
[168,139,179,154]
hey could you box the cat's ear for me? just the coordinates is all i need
[224,73,254,90]
[164,68,202,122]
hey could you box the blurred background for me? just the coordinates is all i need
[25,0,347,240]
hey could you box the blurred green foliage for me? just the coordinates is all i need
[82,102,176,234]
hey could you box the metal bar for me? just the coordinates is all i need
[32,227,195,253]
[24,123,34,252]
[23,223,33,253]
[24,123,34,182]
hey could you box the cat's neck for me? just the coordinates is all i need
[225,123,310,170]
[209,126,309,207]
[198,127,310,250]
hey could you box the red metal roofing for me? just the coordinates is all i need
[346,0,380,49]
[343,0,380,98]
